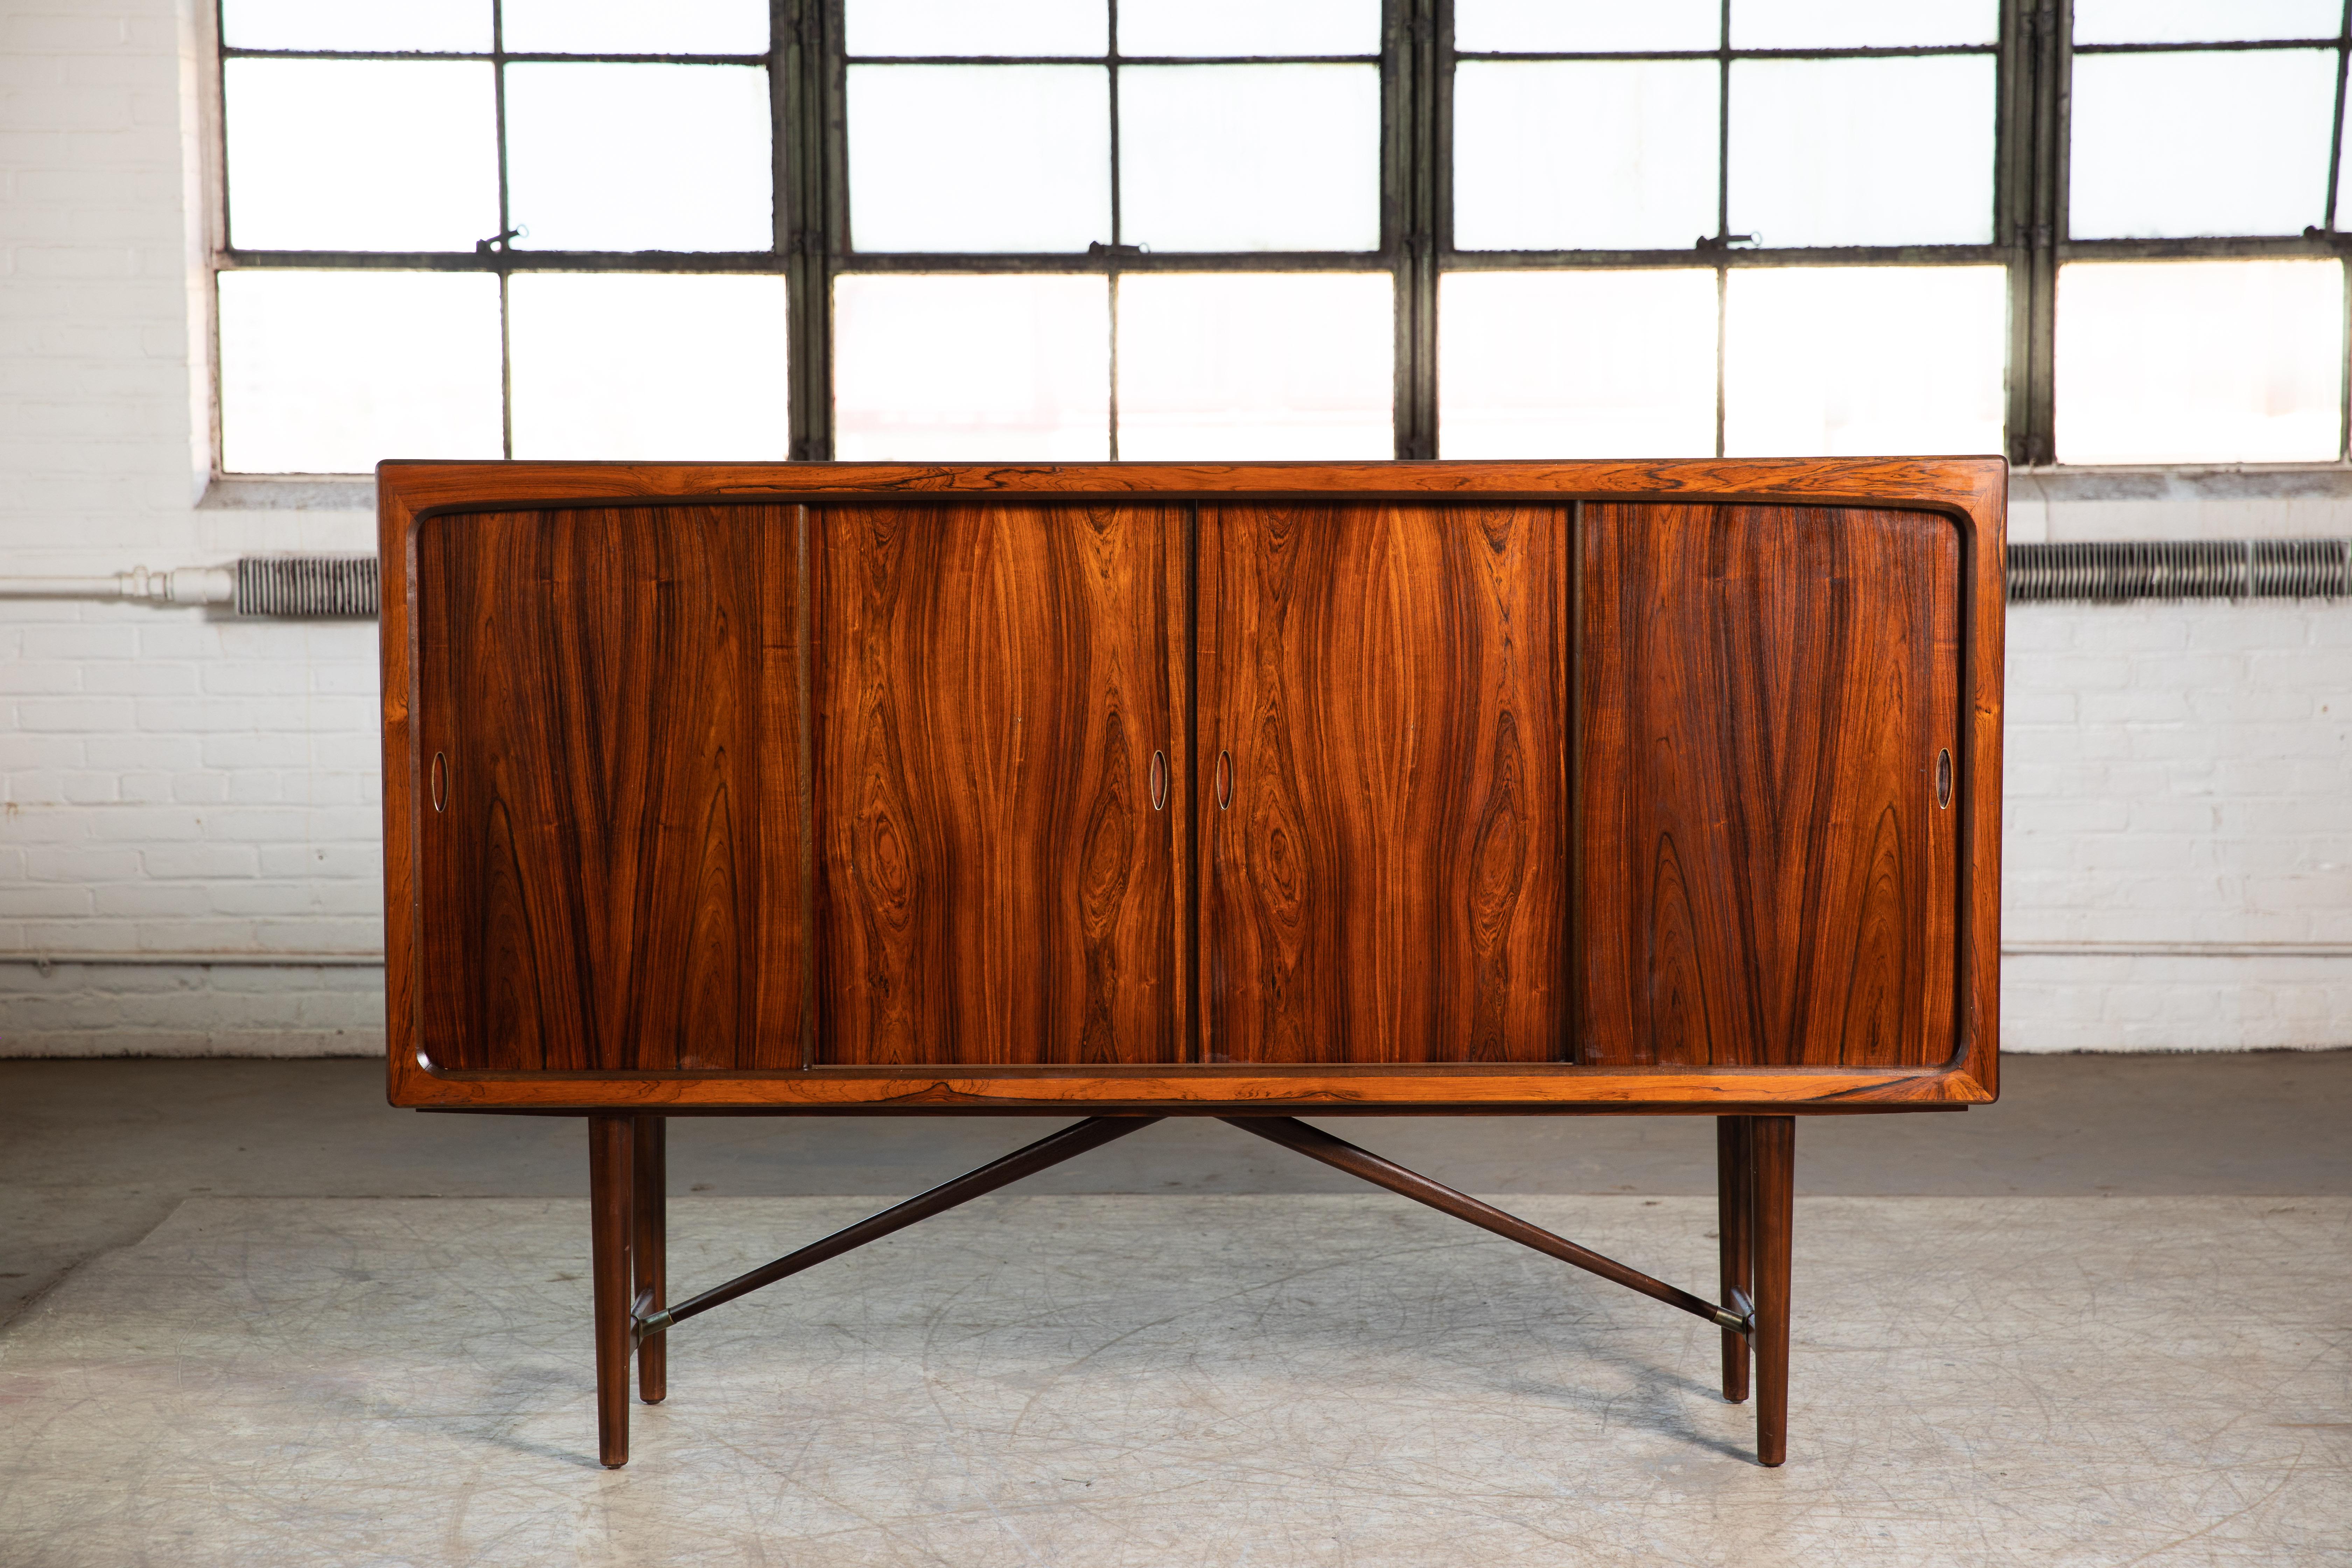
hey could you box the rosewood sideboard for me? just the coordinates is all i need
[378,458,2003,1470]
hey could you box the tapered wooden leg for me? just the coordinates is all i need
[632,1115,666,1405]
[589,1114,635,1469]
[1716,1116,1755,1404]
[1752,1115,1795,1467]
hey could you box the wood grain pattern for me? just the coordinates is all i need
[809,503,1186,1066]
[381,461,2002,1113]
[1717,1114,1755,1403]
[414,506,803,1071]
[631,1113,666,1405]
[588,1113,634,1467]
[1199,503,1569,1064]
[1577,504,1961,1068]
[1751,1114,1795,1466]
[379,456,2010,516]
[380,1064,1989,1112]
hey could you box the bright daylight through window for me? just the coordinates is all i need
[212,0,2352,474]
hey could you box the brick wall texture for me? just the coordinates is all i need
[2,0,2347,1053]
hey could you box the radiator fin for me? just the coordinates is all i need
[2006,540,2351,603]
[233,556,379,618]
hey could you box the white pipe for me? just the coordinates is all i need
[0,566,235,605]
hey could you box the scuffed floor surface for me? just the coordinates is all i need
[1,1195,2345,1567]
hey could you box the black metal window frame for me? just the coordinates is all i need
[830,9,1391,460]
[211,0,2352,472]
[2043,2,2352,465]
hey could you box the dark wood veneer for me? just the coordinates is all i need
[1576,504,1961,1068]
[414,506,803,1073]
[1199,502,1569,1065]
[383,459,2002,1111]
[808,502,1187,1067]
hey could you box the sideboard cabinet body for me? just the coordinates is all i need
[381,461,2001,1114]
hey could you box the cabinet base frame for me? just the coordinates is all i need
[586,1112,1796,1469]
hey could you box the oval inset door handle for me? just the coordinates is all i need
[430,751,448,813]
[1215,750,1232,810]
[1149,750,1167,812]
[1935,748,1952,809]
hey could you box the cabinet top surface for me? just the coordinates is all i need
[378,457,2007,522]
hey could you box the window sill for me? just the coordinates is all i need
[200,475,377,512]
[2012,463,2352,503]
[193,463,2352,513]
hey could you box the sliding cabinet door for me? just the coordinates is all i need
[413,506,804,1072]
[810,503,1189,1066]
[1198,503,1572,1064]
[1577,503,1963,1068]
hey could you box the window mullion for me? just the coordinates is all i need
[493,0,513,459]
[1108,4,1122,460]
[1393,0,1440,458]
[2010,0,2065,467]
[2325,1,2351,232]
[786,0,838,460]
[1715,0,1731,458]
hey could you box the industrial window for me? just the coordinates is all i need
[831,0,1390,460]
[1441,0,2006,458]
[210,0,2352,474]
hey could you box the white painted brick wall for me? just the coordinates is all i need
[2005,603,2352,949]
[1,0,384,1053]
[0,958,382,1055]
[2001,597,2352,1050]
[1,0,2347,1055]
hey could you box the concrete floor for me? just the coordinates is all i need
[4,1051,2350,1331]
[3,1192,2346,1564]
[2,1054,2348,1564]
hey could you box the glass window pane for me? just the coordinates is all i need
[848,66,1108,252]
[508,275,789,460]
[1453,61,1718,251]
[1729,57,1994,246]
[1116,274,1392,459]
[504,64,772,251]
[1119,65,1378,251]
[221,0,490,52]
[1440,271,1716,457]
[501,0,768,55]
[2056,260,2344,464]
[1724,267,2007,457]
[2074,0,2341,43]
[224,60,497,251]
[1454,0,1718,52]
[218,271,501,473]
[1118,0,1379,56]
[834,275,1110,460]
[2069,52,2336,239]
[1731,0,1996,48]
[844,0,1105,57]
